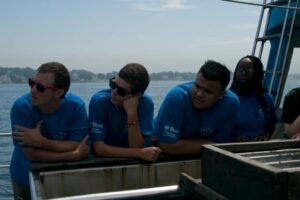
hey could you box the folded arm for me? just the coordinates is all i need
[13,122,79,152]
[284,115,300,138]
[22,136,89,162]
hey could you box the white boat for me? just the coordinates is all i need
[29,155,202,199]
[1,0,300,199]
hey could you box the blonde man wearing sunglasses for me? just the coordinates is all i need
[89,63,161,162]
[10,62,89,200]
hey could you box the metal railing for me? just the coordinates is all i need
[0,133,11,169]
[0,132,13,199]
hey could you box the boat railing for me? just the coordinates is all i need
[0,132,11,169]
[0,132,13,199]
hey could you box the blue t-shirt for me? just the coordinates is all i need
[10,92,89,187]
[154,82,240,144]
[89,89,154,147]
[232,92,278,139]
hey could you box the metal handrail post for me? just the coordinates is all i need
[268,0,292,96]
[275,0,299,107]
[252,0,268,56]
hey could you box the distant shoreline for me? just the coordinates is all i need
[0,80,189,84]
[0,66,197,84]
[1,66,300,84]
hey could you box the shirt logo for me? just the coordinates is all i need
[162,125,179,139]
[91,122,104,134]
[199,128,213,137]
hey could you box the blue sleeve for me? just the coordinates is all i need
[89,94,108,142]
[212,96,240,143]
[139,96,154,138]
[67,101,89,142]
[213,110,237,143]
[10,98,36,146]
[155,91,185,144]
[265,93,278,124]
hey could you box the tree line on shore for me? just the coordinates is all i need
[2,66,300,84]
[0,67,197,83]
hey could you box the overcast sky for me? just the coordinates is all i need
[1,0,299,73]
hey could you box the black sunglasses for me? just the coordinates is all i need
[109,77,131,97]
[28,78,57,93]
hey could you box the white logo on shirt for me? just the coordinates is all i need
[162,125,179,139]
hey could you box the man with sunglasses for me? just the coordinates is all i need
[154,60,240,155]
[10,62,89,200]
[89,63,161,162]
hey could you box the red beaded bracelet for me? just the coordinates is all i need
[128,119,139,126]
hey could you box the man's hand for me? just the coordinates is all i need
[253,134,269,141]
[234,135,250,142]
[123,94,140,115]
[71,135,90,161]
[139,147,162,162]
[291,132,300,139]
[13,121,45,148]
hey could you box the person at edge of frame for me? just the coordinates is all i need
[282,87,300,139]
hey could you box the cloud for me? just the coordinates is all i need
[132,0,195,11]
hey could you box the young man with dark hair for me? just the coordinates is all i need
[89,63,161,161]
[10,62,89,199]
[154,60,240,155]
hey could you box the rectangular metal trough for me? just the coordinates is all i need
[29,156,201,199]
[202,140,300,200]
[30,173,229,200]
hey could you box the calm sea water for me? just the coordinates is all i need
[0,79,299,199]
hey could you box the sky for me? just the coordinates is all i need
[0,0,299,73]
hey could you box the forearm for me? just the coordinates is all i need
[23,147,86,162]
[93,141,142,158]
[159,139,214,155]
[36,138,79,152]
[127,113,144,148]
[285,116,300,137]
[267,124,276,139]
[127,125,144,148]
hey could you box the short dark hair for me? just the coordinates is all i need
[37,62,70,97]
[118,63,150,94]
[198,60,230,91]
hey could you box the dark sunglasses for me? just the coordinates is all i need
[109,77,131,97]
[28,78,57,93]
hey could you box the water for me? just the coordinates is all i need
[0,80,184,199]
[0,79,299,199]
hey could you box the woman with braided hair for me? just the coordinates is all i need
[230,55,278,142]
